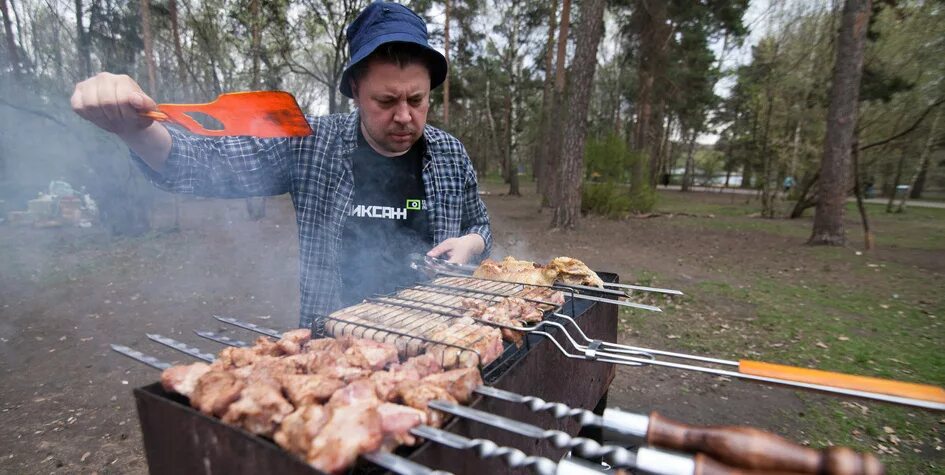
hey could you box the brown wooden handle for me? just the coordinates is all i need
[693,453,808,475]
[647,412,884,474]
[739,360,945,404]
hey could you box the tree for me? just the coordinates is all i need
[551,0,606,229]
[809,0,872,246]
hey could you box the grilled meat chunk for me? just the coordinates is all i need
[377,403,426,447]
[277,329,312,355]
[190,370,244,417]
[427,318,504,368]
[222,383,294,437]
[309,382,384,474]
[305,337,346,354]
[402,354,443,377]
[474,257,557,286]
[160,362,211,397]
[396,382,457,428]
[274,404,330,457]
[214,346,261,370]
[421,367,482,404]
[547,256,605,287]
[371,365,421,401]
[281,374,346,406]
[343,338,399,370]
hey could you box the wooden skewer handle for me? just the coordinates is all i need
[647,412,884,475]
[693,453,808,475]
[739,360,945,404]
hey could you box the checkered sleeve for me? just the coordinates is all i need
[461,150,493,258]
[131,125,294,198]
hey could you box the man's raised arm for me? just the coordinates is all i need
[71,72,172,173]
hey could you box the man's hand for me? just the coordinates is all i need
[71,72,172,172]
[71,72,158,136]
[427,234,485,264]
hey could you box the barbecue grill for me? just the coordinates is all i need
[122,271,621,475]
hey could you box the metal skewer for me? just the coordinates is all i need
[112,343,613,475]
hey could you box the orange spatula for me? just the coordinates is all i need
[140,91,313,138]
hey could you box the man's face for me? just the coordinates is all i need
[352,59,431,156]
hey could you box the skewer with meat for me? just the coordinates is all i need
[426,317,504,368]
[474,255,605,289]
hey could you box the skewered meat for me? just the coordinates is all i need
[251,335,285,357]
[343,338,399,370]
[160,362,210,397]
[371,365,421,401]
[305,337,346,353]
[281,374,346,406]
[277,328,312,355]
[222,383,294,437]
[213,346,261,370]
[190,370,244,417]
[401,354,443,377]
[396,382,457,428]
[475,256,605,289]
[547,257,605,287]
[309,381,384,474]
[515,286,566,307]
[377,403,426,447]
[474,257,557,286]
[421,367,482,404]
[274,404,330,456]
[427,317,504,368]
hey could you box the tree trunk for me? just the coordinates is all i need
[681,130,696,192]
[897,107,940,212]
[809,0,872,246]
[442,0,450,126]
[168,0,188,97]
[541,0,571,207]
[0,0,20,80]
[139,0,158,95]
[551,0,606,229]
[886,147,905,213]
[74,0,91,78]
[851,135,873,249]
[759,97,776,218]
[534,0,558,197]
[790,171,819,219]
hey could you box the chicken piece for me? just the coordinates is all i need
[307,400,384,473]
[421,367,482,404]
[214,346,262,370]
[343,338,399,370]
[401,354,443,378]
[251,335,284,357]
[427,318,505,368]
[474,257,557,286]
[397,382,457,428]
[281,374,345,406]
[274,404,330,457]
[328,379,380,407]
[222,383,294,437]
[305,337,346,354]
[371,365,421,401]
[547,257,605,287]
[190,370,244,417]
[515,287,566,307]
[160,362,211,397]
[377,403,426,447]
[277,328,312,355]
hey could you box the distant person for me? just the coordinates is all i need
[783,175,795,194]
[661,172,671,187]
[865,179,876,199]
[70,2,493,328]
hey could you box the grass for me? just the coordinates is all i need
[653,190,945,251]
[615,194,945,473]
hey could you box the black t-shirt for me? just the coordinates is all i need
[339,129,433,305]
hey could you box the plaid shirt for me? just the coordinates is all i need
[132,110,492,328]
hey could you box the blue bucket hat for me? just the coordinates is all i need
[340,2,448,98]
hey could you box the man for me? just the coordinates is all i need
[70,2,492,328]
